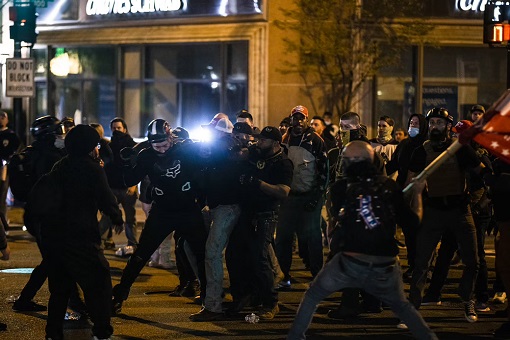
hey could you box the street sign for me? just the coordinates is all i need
[5,58,35,97]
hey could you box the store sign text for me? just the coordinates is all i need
[456,0,488,12]
[86,0,183,16]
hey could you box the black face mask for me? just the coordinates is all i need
[429,128,447,142]
[112,130,126,138]
[342,159,375,178]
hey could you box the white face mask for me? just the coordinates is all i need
[54,137,66,149]
[408,127,420,138]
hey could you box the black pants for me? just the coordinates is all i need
[19,238,83,309]
[174,232,197,285]
[227,211,278,308]
[45,245,113,340]
[113,205,207,301]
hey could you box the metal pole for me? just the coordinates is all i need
[12,40,25,145]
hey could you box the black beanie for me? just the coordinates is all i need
[65,124,100,156]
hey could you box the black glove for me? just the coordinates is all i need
[120,147,136,162]
[120,147,136,165]
[239,174,261,189]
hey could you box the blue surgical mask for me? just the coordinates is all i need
[408,127,420,138]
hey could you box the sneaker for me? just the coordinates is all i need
[181,280,200,297]
[189,307,224,322]
[12,299,47,312]
[111,298,123,315]
[475,302,490,312]
[396,320,408,330]
[463,300,478,323]
[421,296,442,306]
[115,245,135,257]
[148,260,176,269]
[276,280,291,290]
[493,292,507,304]
[258,304,280,320]
[168,284,185,297]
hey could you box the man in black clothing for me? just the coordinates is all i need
[385,113,428,280]
[408,107,485,323]
[0,205,10,332]
[36,124,123,340]
[103,117,138,255]
[226,126,293,319]
[287,141,436,340]
[112,119,207,314]
[0,111,20,226]
[277,105,328,288]
[12,116,68,312]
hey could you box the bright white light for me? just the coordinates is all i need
[211,82,219,89]
[189,127,212,142]
[377,90,383,96]
[22,226,27,232]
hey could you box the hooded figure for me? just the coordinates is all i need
[386,113,428,188]
[41,124,123,340]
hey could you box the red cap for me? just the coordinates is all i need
[452,120,473,134]
[290,105,309,118]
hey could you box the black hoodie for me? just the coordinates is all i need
[105,130,136,189]
[385,114,428,187]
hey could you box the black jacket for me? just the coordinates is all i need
[41,155,123,249]
[106,131,136,189]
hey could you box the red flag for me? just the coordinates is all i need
[459,89,510,164]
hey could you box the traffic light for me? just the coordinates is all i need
[9,4,38,44]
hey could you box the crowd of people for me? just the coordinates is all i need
[0,103,510,340]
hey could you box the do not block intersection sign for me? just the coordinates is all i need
[5,58,35,97]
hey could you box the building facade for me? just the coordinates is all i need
[0,0,507,139]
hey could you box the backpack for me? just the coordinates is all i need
[8,146,37,202]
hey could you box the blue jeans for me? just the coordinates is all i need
[204,204,241,313]
[287,253,437,340]
[276,193,324,279]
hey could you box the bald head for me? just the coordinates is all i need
[342,140,374,162]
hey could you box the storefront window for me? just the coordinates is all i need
[122,41,249,137]
[375,45,507,132]
[423,46,506,121]
[47,46,117,128]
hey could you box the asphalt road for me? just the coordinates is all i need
[0,209,508,340]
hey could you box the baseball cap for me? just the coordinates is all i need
[233,122,253,135]
[201,117,234,133]
[290,105,309,118]
[254,126,282,144]
[470,104,485,114]
[452,120,473,134]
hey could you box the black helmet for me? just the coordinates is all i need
[30,116,64,138]
[172,126,189,140]
[147,119,171,143]
[425,108,453,124]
